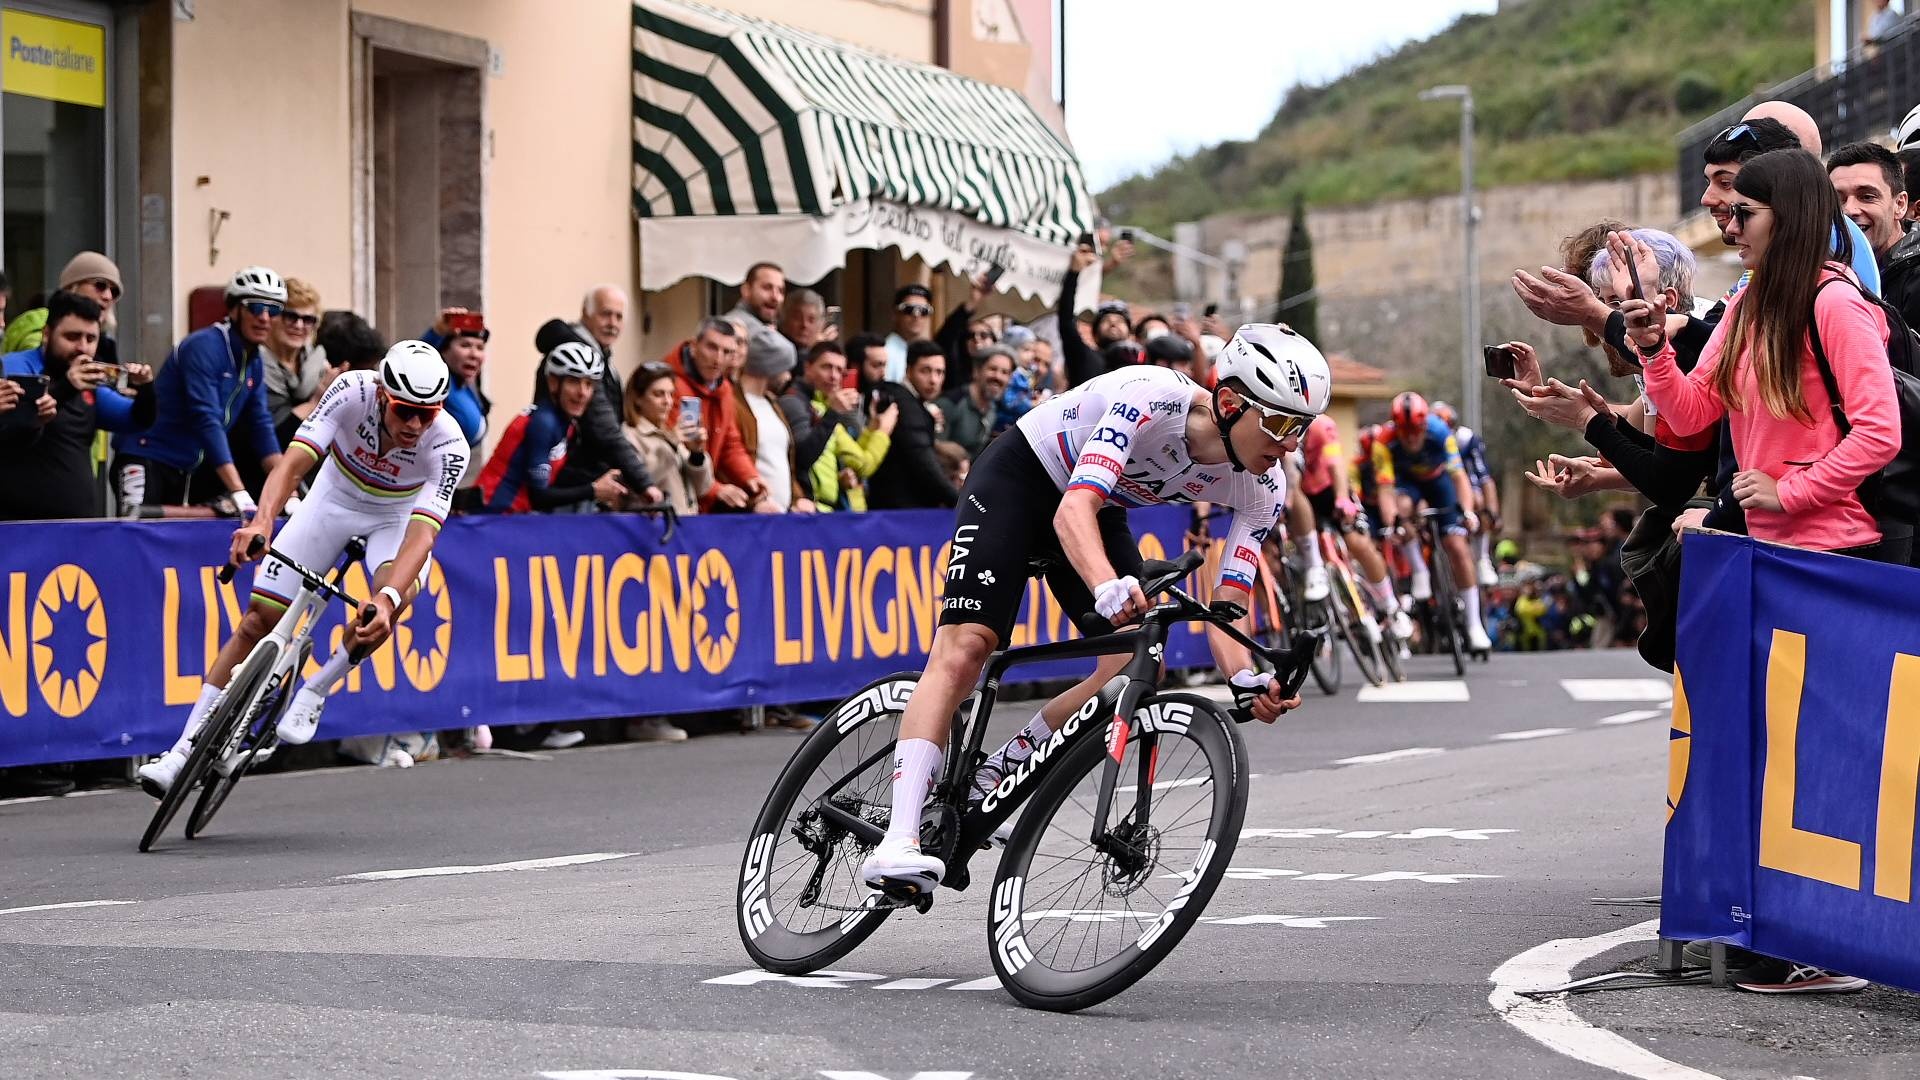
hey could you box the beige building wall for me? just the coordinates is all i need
[167,0,950,444]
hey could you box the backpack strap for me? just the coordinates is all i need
[1806,274,1858,436]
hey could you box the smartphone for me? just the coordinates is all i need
[1203,302,1220,318]
[1623,250,1647,302]
[448,311,485,334]
[1483,344,1518,380]
[981,262,1006,289]
[677,396,702,429]
[1119,228,1135,242]
[1171,301,1192,320]
[824,305,841,333]
[867,386,890,414]
[7,373,48,400]
[1076,231,1096,251]
[840,368,861,391]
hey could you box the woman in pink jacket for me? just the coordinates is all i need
[1623,148,1902,562]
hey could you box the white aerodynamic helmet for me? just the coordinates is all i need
[379,340,452,405]
[1899,103,1920,151]
[543,340,605,381]
[225,265,287,305]
[1213,323,1333,426]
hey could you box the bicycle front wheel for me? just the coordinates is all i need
[1430,538,1466,677]
[988,692,1247,1012]
[139,639,280,853]
[1306,600,1341,695]
[187,640,306,839]
[737,673,917,975]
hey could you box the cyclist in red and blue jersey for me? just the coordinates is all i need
[1433,400,1502,588]
[1372,391,1491,653]
[477,343,629,513]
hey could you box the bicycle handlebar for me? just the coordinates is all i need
[1137,547,1322,706]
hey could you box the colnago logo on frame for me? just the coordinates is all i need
[739,833,776,939]
[992,876,1032,974]
[979,690,1103,813]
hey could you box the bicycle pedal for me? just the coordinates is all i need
[871,882,936,912]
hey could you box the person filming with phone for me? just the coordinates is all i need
[1,290,155,521]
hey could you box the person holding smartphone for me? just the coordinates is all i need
[1,291,156,520]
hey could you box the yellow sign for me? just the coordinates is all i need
[2,9,104,108]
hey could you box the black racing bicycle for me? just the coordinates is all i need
[735,549,1320,1012]
[139,538,374,852]
[1412,508,1472,676]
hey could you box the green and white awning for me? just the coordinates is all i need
[632,0,1098,304]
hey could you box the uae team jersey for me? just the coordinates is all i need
[288,369,470,531]
[1016,365,1285,598]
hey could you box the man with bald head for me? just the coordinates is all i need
[1742,100,1822,155]
[529,283,662,509]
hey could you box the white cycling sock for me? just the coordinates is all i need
[884,738,944,844]
[301,648,355,697]
[1474,531,1492,564]
[170,683,223,755]
[1364,574,1396,612]
[983,712,1054,776]
[1299,535,1326,571]
[1463,586,1487,634]
[1401,541,1429,578]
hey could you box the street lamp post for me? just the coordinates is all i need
[1420,84,1480,433]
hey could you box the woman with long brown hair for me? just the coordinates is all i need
[1627,148,1901,562]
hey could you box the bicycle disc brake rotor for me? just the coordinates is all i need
[1099,818,1161,897]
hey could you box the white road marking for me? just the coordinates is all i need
[338,852,637,881]
[1190,867,1503,885]
[1489,917,1723,1080]
[874,978,953,990]
[1493,728,1573,741]
[1203,914,1381,928]
[1595,708,1667,726]
[1241,826,1515,841]
[1561,679,1674,702]
[1333,747,1445,766]
[0,899,138,917]
[1356,681,1470,703]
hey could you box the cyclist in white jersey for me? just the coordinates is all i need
[862,324,1331,893]
[138,341,467,796]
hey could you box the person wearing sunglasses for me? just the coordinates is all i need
[261,278,330,453]
[861,324,1322,894]
[0,251,124,365]
[1372,390,1492,655]
[882,283,936,382]
[138,340,468,796]
[112,265,287,517]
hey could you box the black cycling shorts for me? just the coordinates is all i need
[938,434,1144,643]
[1306,486,1371,535]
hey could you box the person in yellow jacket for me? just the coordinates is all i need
[806,400,896,510]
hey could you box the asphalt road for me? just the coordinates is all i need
[0,649,1896,1080]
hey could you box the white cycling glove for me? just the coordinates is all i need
[1093,576,1141,621]
[1229,668,1278,721]
[1461,509,1480,535]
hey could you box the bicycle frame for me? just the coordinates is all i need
[820,555,1297,896]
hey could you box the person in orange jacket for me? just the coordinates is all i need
[660,316,769,511]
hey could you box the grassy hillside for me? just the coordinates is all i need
[1099,0,1813,233]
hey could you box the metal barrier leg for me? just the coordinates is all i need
[1655,938,1684,973]
[1710,941,1728,987]
[745,705,765,732]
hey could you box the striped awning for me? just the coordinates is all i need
[631,0,1097,298]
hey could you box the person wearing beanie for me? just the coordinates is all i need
[3,251,124,360]
[732,325,812,514]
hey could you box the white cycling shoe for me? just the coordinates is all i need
[137,751,186,799]
[1477,558,1499,588]
[1390,610,1417,643]
[861,836,945,893]
[1303,565,1331,603]
[276,687,326,746]
[1409,572,1432,601]
[1467,624,1493,653]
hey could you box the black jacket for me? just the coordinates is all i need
[529,319,655,495]
[1056,267,1102,389]
[865,383,959,509]
[2,359,157,520]
[1881,226,1920,336]
[1604,305,1745,534]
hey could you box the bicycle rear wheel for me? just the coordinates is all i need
[139,640,280,853]
[1305,599,1341,695]
[737,673,917,974]
[988,692,1247,1012]
[1328,565,1384,687]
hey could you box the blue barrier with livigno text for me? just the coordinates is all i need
[0,506,1219,767]
[1662,532,1920,991]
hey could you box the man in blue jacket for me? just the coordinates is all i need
[112,266,286,516]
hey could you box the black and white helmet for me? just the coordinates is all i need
[225,265,287,305]
[544,341,605,381]
[379,340,451,405]
[1899,103,1920,150]
[1212,323,1332,417]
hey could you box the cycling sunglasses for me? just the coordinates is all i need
[387,400,442,425]
[241,300,284,318]
[1239,397,1313,442]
